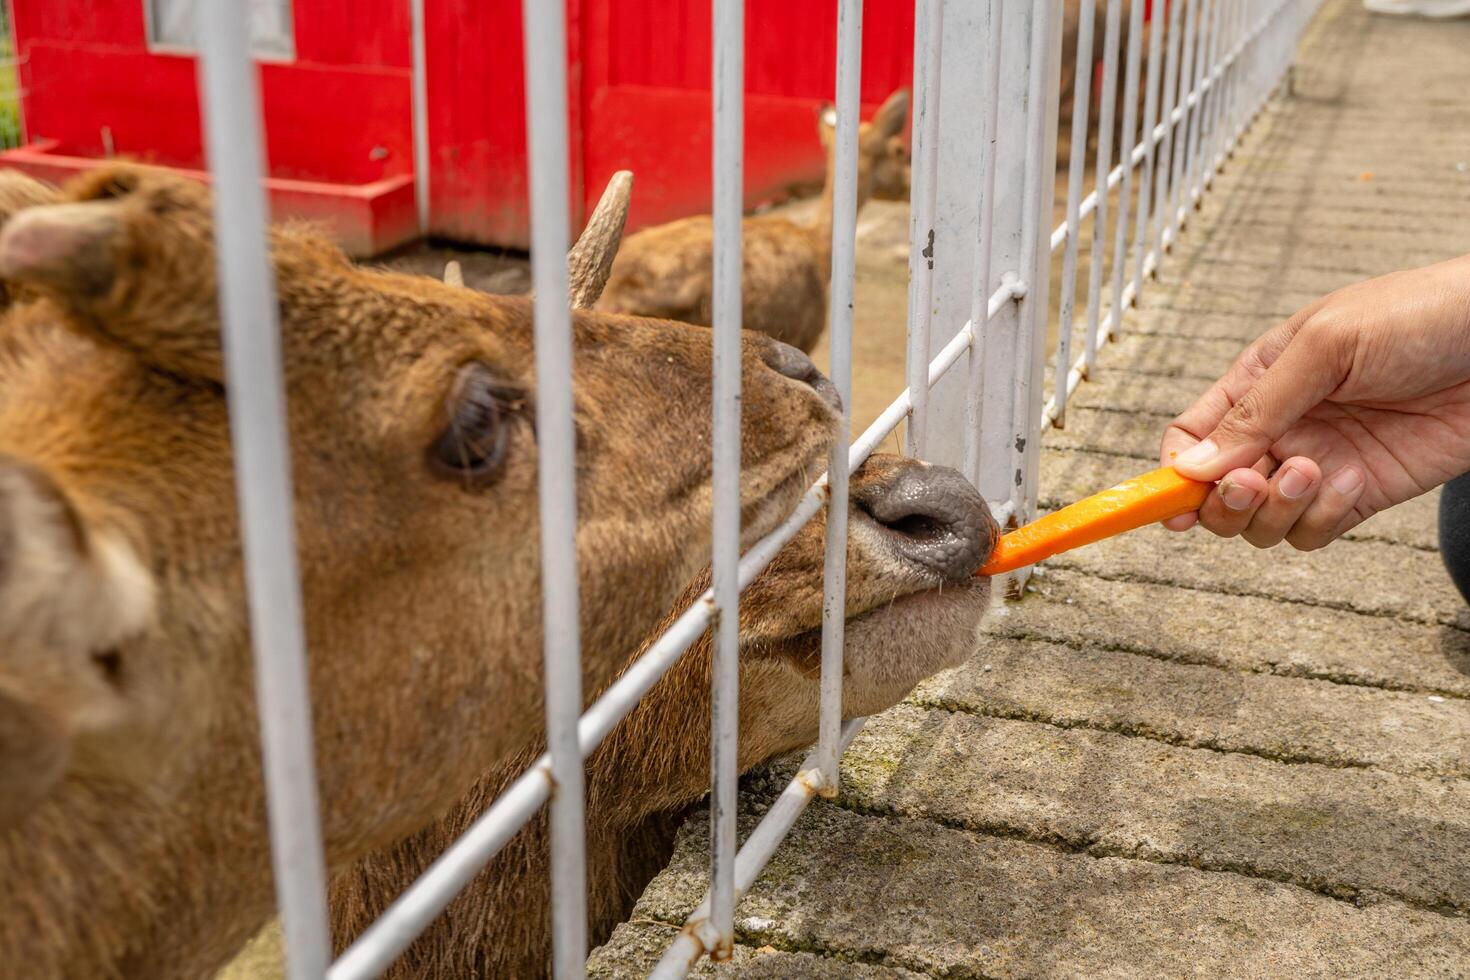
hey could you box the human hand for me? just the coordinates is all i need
[1159,252,1470,549]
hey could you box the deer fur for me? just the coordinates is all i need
[596,89,910,353]
[0,164,840,979]
[331,453,998,977]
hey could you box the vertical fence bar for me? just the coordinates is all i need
[1183,0,1217,209]
[1220,0,1246,168]
[904,0,942,459]
[195,3,330,978]
[1013,0,1064,527]
[817,0,862,792]
[708,0,743,960]
[1182,0,1212,204]
[1150,0,1185,263]
[1206,0,1241,179]
[1130,0,1164,298]
[1165,0,1200,245]
[962,0,1005,490]
[1050,0,1094,430]
[409,0,430,235]
[521,2,588,975]
[1082,0,1121,372]
[1108,0,1145,335]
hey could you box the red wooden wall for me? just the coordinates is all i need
[12,0,414,184]
[7,1,915,251]
[424,0,917,248]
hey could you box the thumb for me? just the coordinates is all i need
[1172,325,1346,481]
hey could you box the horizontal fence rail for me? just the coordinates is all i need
[201,0,1324,976]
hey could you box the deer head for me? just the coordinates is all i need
[0,165,839,977]
[817,88,911,213]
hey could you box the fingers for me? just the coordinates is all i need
[1239,457,1321,548]
[1285,464,1366,551]
[1194,464,1270,538]
[1183,456,1365,551]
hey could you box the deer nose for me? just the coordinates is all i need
[761,340,842,413]
[855,461,997,584]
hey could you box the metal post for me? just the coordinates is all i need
[1165,0,1200,245]
[1050,0,1094,431]
[409,0,430,236]
[1150,0,1185,264]
[1107,0,1144,336]
[904,0,942,459]
[817,0,862,792]
[708,0,744,960]
[1130,0,1165,299]
[1182,0,1218,209]
[1012,0,1064,528]
[962,0,1005,490]
[195,2,329,978]
[521,1,587,975]
[1082,0,1122,373]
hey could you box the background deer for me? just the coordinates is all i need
[0,165,840,979]
[331,454,998,977]
[596,89,910,353]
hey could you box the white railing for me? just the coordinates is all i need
[195,0,1323,977]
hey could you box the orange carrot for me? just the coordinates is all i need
[977,466,1211,576]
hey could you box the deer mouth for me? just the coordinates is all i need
[850,461,999,589]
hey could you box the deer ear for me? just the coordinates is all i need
[0,457,155,826]
[871,88,910,141]
[0,202,125,299]
[0,167,225,381]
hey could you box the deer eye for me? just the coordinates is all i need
[428,363,520,487]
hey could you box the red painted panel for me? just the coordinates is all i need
[294,0,412,68]
[12,0,146,47]
[19,44,411,184]
[576,0,915,240]
[13,0,925,249]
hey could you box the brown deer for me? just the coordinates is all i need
[0,164,841,979]
[331,454,997,977]
[595,89,910,354]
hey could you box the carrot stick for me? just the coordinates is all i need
[977,466,1211,576]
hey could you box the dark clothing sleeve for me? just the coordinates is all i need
[1440,471,1470,605]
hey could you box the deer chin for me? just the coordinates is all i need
[787,577,990,724]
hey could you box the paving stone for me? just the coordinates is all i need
[915,636,1470,778]
[588,920,923,979]
[993,566,1470,697]
[627,802,1470,978]
[1052,520,1461,626]
[1096,331,1244,381]
[844,704,1470,913]
[1068,372,1209,416]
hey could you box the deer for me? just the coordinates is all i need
[595,89,911,354]
[328,454,997,977]
[0,163,842,980]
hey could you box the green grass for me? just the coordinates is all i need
[0,18,20,149]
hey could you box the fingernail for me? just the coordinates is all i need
[1278,465,1314,500]
[1329,466,1363,495]
[1177,439,1218,468]
[1219,477,1257,511]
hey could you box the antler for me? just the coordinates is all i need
[566,170,633,310]
[439,170,632,311]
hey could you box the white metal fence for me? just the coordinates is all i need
[194,0,1321,976]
